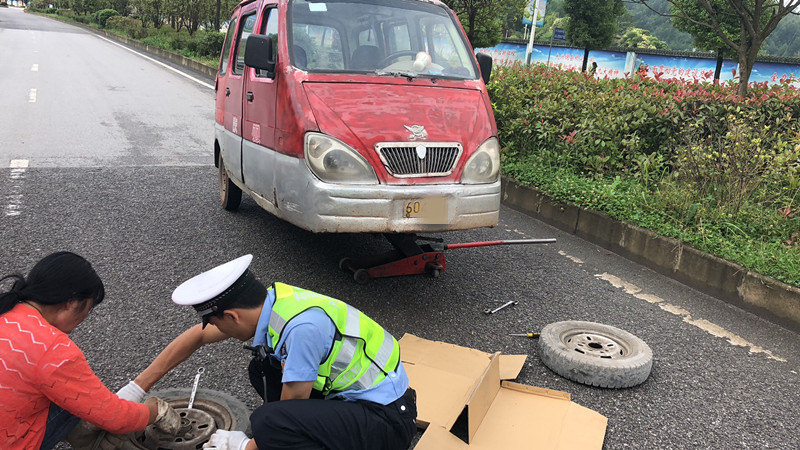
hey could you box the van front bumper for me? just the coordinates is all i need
[250,154,500,233]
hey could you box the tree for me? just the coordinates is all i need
[762,13,800,57]
[214,0,221,31]
[500,0,530,39]
[631,0,800,96]
[131,0,164,28]
[618,27,668,48]
[442,0,507,48]
[625,0,694,50]
[563,0,626,71]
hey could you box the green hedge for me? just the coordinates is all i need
[489,64,800,287]
[92,8,119,27]
[105,16,145,39]
[489,64,800,179]
[141,28,224,60]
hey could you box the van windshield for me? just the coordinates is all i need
[288,0,478,79]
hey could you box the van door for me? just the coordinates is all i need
[221,3,259,183]
[241,4,279,202]
[215,13,237,143]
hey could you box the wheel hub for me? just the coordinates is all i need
[141,408,217,449]
[128,396,239,449]
[563,331,627,359]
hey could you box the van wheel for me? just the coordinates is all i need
[219,156,242,211]
[538,321,653,388]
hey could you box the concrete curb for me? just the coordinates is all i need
[27,11,217,79]
[502,176,800,332]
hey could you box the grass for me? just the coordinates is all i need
[502,154,800,288]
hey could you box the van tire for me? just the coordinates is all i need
[538,321,653,388]
[219,156,242,211]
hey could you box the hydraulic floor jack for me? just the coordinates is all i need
[339,233,556,284]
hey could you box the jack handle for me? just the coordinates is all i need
[444,238,556,250]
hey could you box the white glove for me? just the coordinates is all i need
[151,397,181,436]
[202,430,251,450]
[116,380,146,403]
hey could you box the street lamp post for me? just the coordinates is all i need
[525,0,540,64]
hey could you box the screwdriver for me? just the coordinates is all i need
[509,332,540,339]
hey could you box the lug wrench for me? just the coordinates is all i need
[187,367,205,409]
[484,300,518,314]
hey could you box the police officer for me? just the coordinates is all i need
[128,255,417,450]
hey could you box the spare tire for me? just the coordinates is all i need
[538,321,653,388]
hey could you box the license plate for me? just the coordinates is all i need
[400,197,448,224]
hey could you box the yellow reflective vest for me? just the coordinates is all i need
[266,283,401,395]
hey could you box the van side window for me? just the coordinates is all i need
[232,12,258,75]
[256,8,279,77]
[219,16,238,76]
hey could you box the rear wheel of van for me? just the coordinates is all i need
[219,156,242,211]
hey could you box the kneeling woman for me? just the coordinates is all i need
[0,252,177,449]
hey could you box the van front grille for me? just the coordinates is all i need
[376,142,463,178]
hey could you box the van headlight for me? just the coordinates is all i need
[305,133,378,184]
[461,137,500,184]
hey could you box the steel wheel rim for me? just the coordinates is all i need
[560,330,629,360]
[129,397,237,449]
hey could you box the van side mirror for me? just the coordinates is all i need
[244,35,276,76]
[476,52,492,84]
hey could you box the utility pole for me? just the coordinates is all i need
[525,0,540,64]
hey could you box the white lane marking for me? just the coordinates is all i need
[558,250,584,264]
[595,272,787,362]
[28,89,37,103]
[31,64,39,71]
[94,35,214,90]
[5,160,28,217]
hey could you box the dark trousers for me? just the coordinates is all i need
[40,402,80,450]
[247,358,417,450]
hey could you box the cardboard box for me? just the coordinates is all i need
[399,334,607,449]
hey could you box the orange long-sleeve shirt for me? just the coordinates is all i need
[0,304,149,449]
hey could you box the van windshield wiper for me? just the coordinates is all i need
[374,70,417,80]
[374,70,440,83]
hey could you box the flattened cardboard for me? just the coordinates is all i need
[464,352,501,442]
[402,362,474,429]
[499,354,528,380]
[400,334,607,450]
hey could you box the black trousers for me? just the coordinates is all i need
[247,358,417,450]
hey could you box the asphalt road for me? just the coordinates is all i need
[2,8,799,449]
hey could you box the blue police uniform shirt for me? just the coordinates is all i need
[253,288,409,405]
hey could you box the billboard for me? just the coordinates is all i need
[474,41,800,88]
[522,0,547,27]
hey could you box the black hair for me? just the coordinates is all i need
[208,276,267,320]
[0,252,105,316]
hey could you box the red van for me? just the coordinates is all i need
[215,0,499,234]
